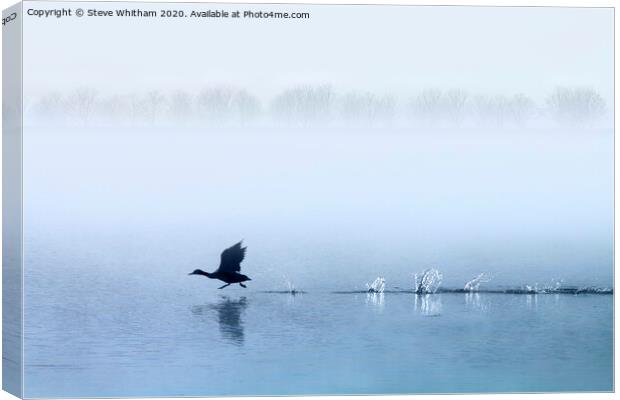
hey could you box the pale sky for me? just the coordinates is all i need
[22,2,613,102]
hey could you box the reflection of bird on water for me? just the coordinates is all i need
[192,297,248,345]
[189,241,251,289]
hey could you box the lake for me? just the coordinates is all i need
[24,277,613,397]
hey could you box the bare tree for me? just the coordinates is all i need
[66,88,97,125]
[411,89,443,125]
[30,92,64,123]
[547,87,606,126]
[168,90,193,123]
[443,89,468,125]
[339,91,395,126]
[99,95,131,125]
[127,93,149,126]
[374,95,396,125]
[474,93,539,127]
[473,95,510,126]
[196,86,236,123]
[271,84,334,125]
[508,93,536,126]
[232,90,261,124]
[31,85,603,129]
[144,90,166,124]
[410,89,468,126]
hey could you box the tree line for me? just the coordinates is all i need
[26,85,608,128]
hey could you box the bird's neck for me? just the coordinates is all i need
[198,270,213,278]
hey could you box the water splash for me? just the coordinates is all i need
[464,273,491,292]
[281,274,301,295]
[332,285,610,295]
[366,277,386,293]
[522,278,564,294]
[287,281,302,295]
[413,269,443,294]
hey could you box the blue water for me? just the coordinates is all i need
[24,267,613,397]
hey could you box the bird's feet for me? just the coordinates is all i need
[240,283,247,288]
[218,283,231,289]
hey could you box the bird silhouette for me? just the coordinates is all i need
[188,241,252,289]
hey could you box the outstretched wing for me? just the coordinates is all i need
[217,241,246,273]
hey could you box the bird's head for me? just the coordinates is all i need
[188,269,206,276]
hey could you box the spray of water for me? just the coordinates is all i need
[464,273,491,292]
[366,277,386,293]
[413,269,443,294]
[280,273,301,295]
[523,278,564,294]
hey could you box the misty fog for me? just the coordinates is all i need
[19,3,613,290]
[23,125,613,290]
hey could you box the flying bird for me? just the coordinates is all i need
[189,241,252,289]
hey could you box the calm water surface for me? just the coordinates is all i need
[24,278,612,397]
